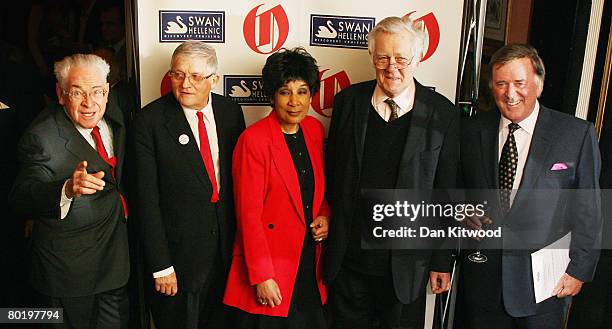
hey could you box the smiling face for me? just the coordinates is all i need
[170,54,218,109]
[491,57,543,123]
[56,65,109,129]
[373,31,417,98]
[272,80,311,133]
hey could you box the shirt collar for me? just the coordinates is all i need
[372,83,414,112]
[499,100,540,135]
[181,93,214,120]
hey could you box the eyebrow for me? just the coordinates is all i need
[69,84,105,89]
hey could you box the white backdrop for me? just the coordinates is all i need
[135,1,465,327]
[136,0,465,131]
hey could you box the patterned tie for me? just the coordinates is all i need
[499,123,520,213]
[384,98,400,121]
[91,126,128,217]
[196,111,219,203]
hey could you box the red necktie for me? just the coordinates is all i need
[196,111,219,203]
[91,126,128,217]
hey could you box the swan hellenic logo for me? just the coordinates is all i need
[310,15,375,49]
[160,11,225,42]
[224,75,268,106]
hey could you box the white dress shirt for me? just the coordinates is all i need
[371,84,415,121]
[154,94,220,279]
[498,101,540,205]
[60,118,113,219]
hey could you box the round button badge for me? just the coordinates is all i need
[178,134,189,145]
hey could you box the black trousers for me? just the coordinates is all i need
[39,285,129,329]
[330,266,425,329]
[150,254,229,329]
[467,297,571,329]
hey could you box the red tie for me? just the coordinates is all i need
[196,111,219,203]
[91,126,128,217]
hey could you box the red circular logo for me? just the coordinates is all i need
[160,73,172,96]
[405,11,441,62]
[311,69,350,118]
[243,4,290,54]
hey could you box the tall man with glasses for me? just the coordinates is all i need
[10,53,130,328]
[324,16,459,329]
[131,41,245,329]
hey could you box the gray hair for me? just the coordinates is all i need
[171,41,218,74]
[54,54,110,89]
[367,16,426,61]
[489,43,546,90]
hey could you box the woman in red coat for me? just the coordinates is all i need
[223,48,330,329]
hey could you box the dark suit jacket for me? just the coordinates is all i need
[9,102,129,298]
[460,106,602,317]
[223,114,329,316]
[324,79,460,304]
[131,93,245,292]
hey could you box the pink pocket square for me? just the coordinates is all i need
[551,163,568,170]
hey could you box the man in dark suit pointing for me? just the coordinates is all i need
[460,44,602,329]
[131,41,245,329]
[10,53,130,328]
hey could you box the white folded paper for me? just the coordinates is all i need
[531,232,571,303]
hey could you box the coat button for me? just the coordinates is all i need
[210,229,216,235]
[268,223,274,229]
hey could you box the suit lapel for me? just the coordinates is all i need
[514,107,553,193]
[211,94,230,199]
[397,83,433,187]
[480,116,499,189]
[105,103,125,182]
[302,119,324,220]
[163,98,211,190]
[268,114,305,223]
[353,82,376,174]
[55,107,111,176]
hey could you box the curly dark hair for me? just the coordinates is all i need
[261,47,320,100]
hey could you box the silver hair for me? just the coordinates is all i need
[367,16,426,61]
[171,41,219,74]
[54,54,110,89]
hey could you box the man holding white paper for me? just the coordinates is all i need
[459,44,602,329]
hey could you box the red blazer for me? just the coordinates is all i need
[223,113,329,317]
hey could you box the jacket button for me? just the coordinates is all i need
[268,224,274,229]
[210,229,216,235]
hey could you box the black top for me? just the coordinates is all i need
[283,128,319,311]
[345,107,413,276]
